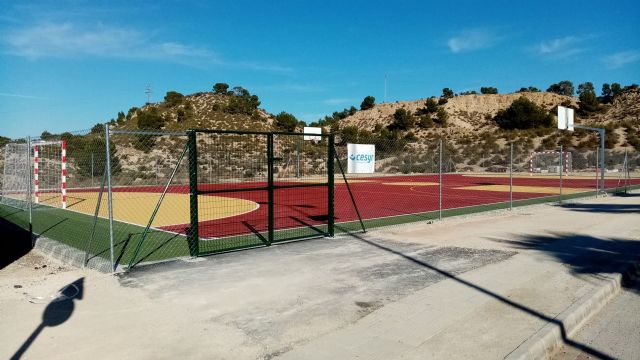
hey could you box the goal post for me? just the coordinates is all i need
[0,143,30,209]
[0,139,67,210]
[32,139,67,209]
[528,151,571,175]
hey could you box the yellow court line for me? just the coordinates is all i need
[382,182,440,186]
[65,191,258,227]
[461,173,629,179]
[454,185,593,194]
[284,178,374,184]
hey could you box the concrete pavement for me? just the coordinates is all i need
[1,193,639,359]
[551,270,640,360]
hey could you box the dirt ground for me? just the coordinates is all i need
[1,194,639,359]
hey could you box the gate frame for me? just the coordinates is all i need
[186,129,335,256]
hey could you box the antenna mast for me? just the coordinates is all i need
[145,84,152,104]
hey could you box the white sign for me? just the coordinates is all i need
[557,106,575,131]
[567,108,574,131]
[347,143,375,173]
[303,126,322,141]
[557,106,567,130]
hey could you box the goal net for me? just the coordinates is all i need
[1,143,30,209]
[0,140,67,210]
[528,151,572,175]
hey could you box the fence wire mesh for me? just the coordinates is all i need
[1,125,639,272]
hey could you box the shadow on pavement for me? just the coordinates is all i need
[11,278,85,360]
[493,232,640,286]
[0,217,33,270]
[348,232,617,360]
[559,202,640,214]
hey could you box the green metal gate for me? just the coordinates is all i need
[186,129,334,255]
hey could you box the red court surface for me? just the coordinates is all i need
[147,173,638,239]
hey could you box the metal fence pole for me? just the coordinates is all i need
[296,137,301,178]
[27,136,33,239]
[624,149,629,194]
[104,124,115,272]
[439,139,443,221]
[187,130,199,256]
[509,143,513,210]
[91,152,94,187]
[559,145,563,204]
[327,135,335,237]
[600,129,606,194]
[267,133,274,244]
[595,148,599,197]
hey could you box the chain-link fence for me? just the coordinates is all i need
[1,125,639,273]
[334,136,640,234]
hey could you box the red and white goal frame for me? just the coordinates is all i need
[33,140,67,209]
[528,150,572,176]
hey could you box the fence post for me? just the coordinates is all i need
[27,136,33,239]
[91,152,94,187]
[595,148,599,197]
[327,134,335,237]
[187,130,199,256]
[439,139,443,221]
[559,145,563,204]
[104,124,115,272]
[296,137,301,178]
[267,133,274,244]
[600,129,605,194]
[624,149,629,194]
[509,143,513,210]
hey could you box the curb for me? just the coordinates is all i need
[34,236,115,273]
[505,261,640,360]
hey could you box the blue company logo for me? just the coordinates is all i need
[349,153,375,163]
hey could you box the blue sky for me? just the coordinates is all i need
[1,0,639,138]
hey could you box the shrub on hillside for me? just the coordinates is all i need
[360,96,375,110]
[493,96,553,130]
[137,108,165,130]
[164,91,184,106]
[226,87,260,115]
[126,107,138,120]
[388,108,415,131]
[135,108,165,152]
[547,80,574,96]
[517,87,540,93]
[480,87,498,94]
[577,82,601,113]
[416,98,439,115]
[274,112,299,132]
[317,106,357,127]
[213,83,229,94]
[418,116,434,129]
[434,108,448,127]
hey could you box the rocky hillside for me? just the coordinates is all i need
[114,91,277,133]
[341,92,577,133]
[337,89,640,152]
[341,91,640,143]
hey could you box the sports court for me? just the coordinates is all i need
[57,173,639,240]
[1,128,639,270]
